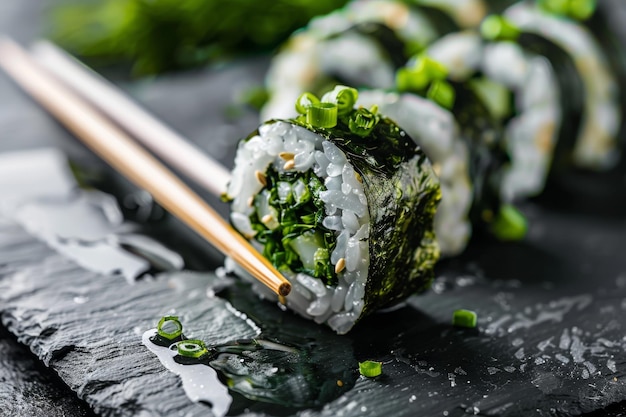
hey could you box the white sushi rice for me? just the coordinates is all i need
[225,121,371,334]
[357,90,472,256]
[505,2,621,169]
[427,31,562,201]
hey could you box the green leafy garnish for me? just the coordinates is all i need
[537,0,597,20]
[426,80,456,110]
[249,168,338,285]
[177,339,209,358]
[490,204,528,241]
[396,55,454,108]
[396,66,431,92]
[51,0,350,76]
[321,85,358,116]
[296,92,321,115]
[359,361,382,377]
[307,103,338,128]
[480,15,521,42]
[157,316,183,340]
[452,309,477,328]
[348,107,380,137]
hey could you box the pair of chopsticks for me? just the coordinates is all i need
[0,37,291,297]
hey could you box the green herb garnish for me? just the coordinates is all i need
[348,107,380,137]
[490,204,528,241]
[538,0,597,20]
[306,103,338,128]
[480,15,521,42]
[157,316,183,340]
[396,55,455,108]
[51,0,350,76]
[249,169,338,285]
[321,85,358,116]
[296,92,321,115]
[359,360,382,378]
[452,309,477,328]
[177,339,209,358]
[426,80,456,110]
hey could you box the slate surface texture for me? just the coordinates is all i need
[2,1,626,417]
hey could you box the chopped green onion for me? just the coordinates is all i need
[313,247,332,282]
[490,204,528,241]
[395,66,430,92]
[359,361,382,378]
[538,0,569,15]
[568,0,597,20]
[396,56,449,95]
[418,56,448,81]
[453,309,477,328]
[306,103,338,128]
[321,85,358,116]
[157,316,183,340]
[426,80,456,110]
[295,92,320,114]
[349,108,379,137]
[480,15,521,41]
[177,339,209,358]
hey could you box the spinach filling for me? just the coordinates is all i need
[249,167,339,286]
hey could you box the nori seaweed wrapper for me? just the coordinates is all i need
[449,82,509,227]
[227,109,441,329]
[514,33,585,180]
[289,116,441,314]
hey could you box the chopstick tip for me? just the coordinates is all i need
[278,282,291,297]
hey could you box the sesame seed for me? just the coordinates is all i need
[335,258,346,274]
[255,170,267,186]
[279,151,295,160]
[261,214,273,224]
[284,159,296,170]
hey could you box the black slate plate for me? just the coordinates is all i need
[2,1,626,416]
[2,146,626,417]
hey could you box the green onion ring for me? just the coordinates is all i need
[306,102,338,128]
[157,316,183,340]
[321,85,358,116]
[481,15,521,42]
[453,309,477,328]
[295,92,320,114]
[359,361,382,378]
[177,339,209,358]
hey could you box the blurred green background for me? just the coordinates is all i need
[51,0,349,76]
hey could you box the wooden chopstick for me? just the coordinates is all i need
[0,38,291,297]
[30,40,231,197]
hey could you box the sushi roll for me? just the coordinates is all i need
[392,55,510,239]
[533,0,626,168]
[418,30,567,201]
[224,87,441,334]
[263,0,488,120]
[502,2,622,169]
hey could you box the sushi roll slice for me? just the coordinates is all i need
[535,0,626,168]
[420,30,568,201]
[393,54,512,239]
[224,87,441,334]
[503,2,622,169]
[262,0,488,121]
[356,90,473,256]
